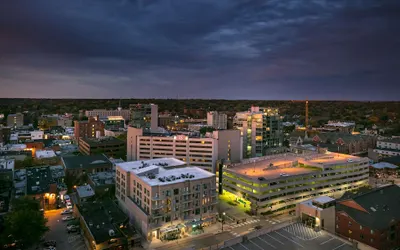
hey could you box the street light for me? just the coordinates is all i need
[221,212,226,231]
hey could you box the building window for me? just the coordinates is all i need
[360,225,363,230]
[336,224,338,229]
[174,189,179,195]
[370,239,374,243]
[371,230,374,234]
[348,230,352,234]
[360,234,364,239]
[348,221,352,227]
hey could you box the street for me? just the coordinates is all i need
[43,208,87,250]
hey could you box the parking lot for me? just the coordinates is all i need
[43,208,87,250]
[223,223,354,250]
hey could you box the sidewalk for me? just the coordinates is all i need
[144,222,225,249]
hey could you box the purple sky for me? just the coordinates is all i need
[0,0,399,100]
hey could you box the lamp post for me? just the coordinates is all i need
[221,212,226,232]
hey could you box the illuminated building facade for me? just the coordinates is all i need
[234,106,283,158]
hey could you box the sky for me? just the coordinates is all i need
[0,0,399,100]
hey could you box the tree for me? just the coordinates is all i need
[0,197,49,248]
[199,126,215,135]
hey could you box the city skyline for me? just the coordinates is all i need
[0,0,399,100]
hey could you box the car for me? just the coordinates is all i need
[43,240,56,247]
[67,227,80,234]
[67,225,78,230]
[62,216,75,221]
[61,209,72,215]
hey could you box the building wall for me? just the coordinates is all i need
[296,203,335,233]
[116,165,217,239]
[223,157,369,214]
[0,127,11,144]
[78,138,126,158]
[85,109,131,121]
[74,117,105,139]
[64,163,113,177]
[212,130,242,163]
[207,111,227,130]
[7,113,24,127]
[129,104,158,130]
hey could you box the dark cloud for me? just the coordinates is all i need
[0,0,399,100]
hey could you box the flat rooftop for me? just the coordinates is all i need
[227,153,365,180]
[76,184,95,198]
[139,166,215,186]
[117,157,186,173]
[26,167,55,195]
[80,137,125,146]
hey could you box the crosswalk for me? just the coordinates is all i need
[283,222,322,240]
[230,218,261,228]
[265,218,281,225]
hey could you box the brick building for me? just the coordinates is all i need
[74,116,105,139]
[61,154,113,176]
[336,185,400,250]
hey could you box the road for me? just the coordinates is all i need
[43,208,87,250]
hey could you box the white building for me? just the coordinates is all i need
[76,184,95,203]
[222,152,369,215]
[30,131,44,140]
[373,138,400,158]
[115,158,217,241]
[85,108,131,121]
[35,150,56,159]
[207,111,227,130]
[127,127,242,172]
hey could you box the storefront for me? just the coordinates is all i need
[159,224,185,241]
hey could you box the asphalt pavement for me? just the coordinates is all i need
[43,208,87,250]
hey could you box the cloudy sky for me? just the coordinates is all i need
[0,0,399,100]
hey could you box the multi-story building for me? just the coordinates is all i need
[7,113,24,128]
[26,166,58,210]
[207,111,227,130]
[222,152,369,215]
[321,121,356,134]
[158,114,178,129]
[57,115,73,127]
[127,127,242,172]
[100,116,125,131]
[74,116,105,139]
[373,138,400,158]
[78,137,126,159]
[38,115,59,130]
[85,108,131,121]
[115,158,218,241]
[129,104,158,131]
[234,106,283,158]
[336,185,400,250]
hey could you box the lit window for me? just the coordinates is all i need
[370,229,374,234]
[349,230,352,234]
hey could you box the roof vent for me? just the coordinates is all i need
[109,229,115,237]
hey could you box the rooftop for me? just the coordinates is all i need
[80,137,125,147]
[76,184,95,198]
[301,196,335,211]
[336,185,400,231]
[117,158,214,186]
[62,154,112,169]
[26,167,56,195]
[77,199,128,244]
[35,150,56,159]
[326,121,355,127]
[378,138,400,144]
[117,157,186,173]
[88,171,115,186]
[227,152,365,180]
[371,162,398,169]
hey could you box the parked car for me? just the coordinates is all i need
[43,240,56,247]
[62,216,75,221]
[67,227,80,234]
[67,225,78,230]
[61,209,72,215]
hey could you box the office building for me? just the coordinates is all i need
[85,108,131,121]
[78,137,126,159]
[129,103,158,131]
[207,111,227,130]
[336,185,400,250]
[234,106,283,158]
[222,152,369,215]
[101,116,125,131]
[127,127,242,172]
[74,116,105,139]
[7,113,24,128]
[373,138,400,158]
[115,158,218,241]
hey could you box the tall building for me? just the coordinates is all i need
[7,113,24,128]
[115,158,218,241]
[78,137,126,159]
[129,104,158,131]
[222,151,369,215]
[85,108,131,121]
[234,106,283,158]
[127,127,242,172]
[207,111,227,130]
[74,116,105,139]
